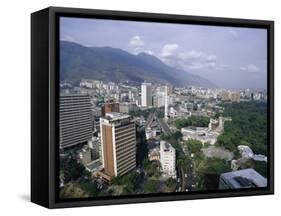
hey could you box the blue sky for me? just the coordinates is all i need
[60,17,267,89]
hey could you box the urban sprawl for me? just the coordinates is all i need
[59,79,268,198]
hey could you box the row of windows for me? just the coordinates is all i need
[60,118,92,127]
[115,136,136,150]
[116,153,136,169]
[61,126,92,136]
[117,162,136,176]
[115,133,135,144]
[116,146,136,160]
[60,130,92,142]
[115,128,135,138]
[115,123,135,133]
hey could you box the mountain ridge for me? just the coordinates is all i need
[60,41,216,88]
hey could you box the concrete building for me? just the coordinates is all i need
[59,94,93,149]
[219,168,267,189]
[164,85,169,120]
[153,91,165,108]
[119,102,139,113]
[100,112,136,177]
[141,82,152,107]
[160,141,176,178]
[181,126,218,145]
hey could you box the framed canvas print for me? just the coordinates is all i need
[31,7,274,208]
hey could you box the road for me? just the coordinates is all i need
[145,112,171,135]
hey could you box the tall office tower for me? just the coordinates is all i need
[164,85,169,120]
[100,112,136,177]
[141,82,152,107]
[160,140,176,178]
[59,94,93,149]
[101,100,120,116]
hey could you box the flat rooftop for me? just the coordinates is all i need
[220,168,267,188]
[160,140,174,152]
[104,112,131,121]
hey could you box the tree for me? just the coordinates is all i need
[198,158,230,175]
[144,180,158,193]
[165,177,177,188]
[216,101,267,156]
[186,139,203,153]
[60,157,85,183]
[174,116,210,129]
[111,171,140,194]
[143,160,161,178]
[196,158,231,190]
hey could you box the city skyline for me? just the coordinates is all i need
[58,17,268,199]
[60,17,267,89]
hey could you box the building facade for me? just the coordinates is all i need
[59,94,93,149]
[100,112,136,177]
[141,82,152,107]
[160,140,176,178]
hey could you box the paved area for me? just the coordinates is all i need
[202,146,234,161]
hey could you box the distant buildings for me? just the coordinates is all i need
[101,100,120,116]
[219,168,267,189]
[160,141,176,178]
[221,91,240,102]
[119,102,139,113]
[59,94,93,149]
[141,82,152,107]
[100,112,136,177]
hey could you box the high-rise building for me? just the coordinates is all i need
[59,94,93,149]
[160,140,176,178]
[141,82,152,107]
[101,100,119,116]
[100,112,136,177]
[164,85,169,120]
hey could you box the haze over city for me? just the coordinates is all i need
[60,17,267,89]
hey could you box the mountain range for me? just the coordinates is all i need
[60,41,216,88]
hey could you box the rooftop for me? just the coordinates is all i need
[104,112,131,121]
[220,168,267,188]
[160,140,174,152]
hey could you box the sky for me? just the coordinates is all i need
[60,17,267,90]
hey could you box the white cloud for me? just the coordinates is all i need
[160,44,179,57]
[240,64,261,73]
[143,50,155,55]
[128,35,145,54]
[157,43,220,72]
[206,55,217,62]
[129,35,144,47]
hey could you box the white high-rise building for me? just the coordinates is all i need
[160,141,176,178]
[164,85,169,120]
[141,83,152,107]
[141,82,152,107]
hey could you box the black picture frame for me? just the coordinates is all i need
[31,6,274,209]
